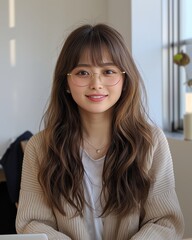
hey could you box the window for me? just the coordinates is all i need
[162,0,192,132]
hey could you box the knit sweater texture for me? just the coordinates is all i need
[16,126,184,240]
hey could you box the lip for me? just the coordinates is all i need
[85,94,108,102]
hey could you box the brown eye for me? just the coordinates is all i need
[76,71,90,78]
[77,71,88,75]
[103,69,117,77]
[105,70,114,74]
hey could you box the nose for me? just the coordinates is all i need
[91,72,102,80]
[89,73,103,89]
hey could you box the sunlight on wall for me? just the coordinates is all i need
[9,0,15,28]
[9,0,16,66]
[9,39,16,67]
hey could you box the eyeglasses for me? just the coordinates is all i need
[67,68,125,87]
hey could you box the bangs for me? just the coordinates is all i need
[79,43,113,66]
[75,31,123,68]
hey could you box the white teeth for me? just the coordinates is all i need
[90,96,103,98]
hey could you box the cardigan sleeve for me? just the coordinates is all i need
[15,133,72,240]
[130,127,184,240]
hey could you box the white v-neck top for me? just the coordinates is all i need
[81,149,105,240]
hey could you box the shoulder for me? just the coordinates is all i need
[150,124,168,150]
[145,125,171,171]
[151,124,166,139]
[25,130,45,151]
[149,125,173,173]
[23,130,46,164]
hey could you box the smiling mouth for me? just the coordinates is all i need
[86,94,108,101]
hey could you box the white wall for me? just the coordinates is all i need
[107,0,132,50]
[0,0,107,157]
[131,0,163,128]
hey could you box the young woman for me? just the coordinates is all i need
[16,24,184,240]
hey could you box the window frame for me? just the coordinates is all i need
[163,0,184,132]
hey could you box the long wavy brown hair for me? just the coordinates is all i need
[39,23,153,218]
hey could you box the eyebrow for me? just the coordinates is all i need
[76,62,116,67]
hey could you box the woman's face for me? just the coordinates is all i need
[67,49,124,116]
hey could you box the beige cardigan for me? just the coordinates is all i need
[16,127,184,240]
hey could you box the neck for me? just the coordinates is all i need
[81,112,112,144]
[80,112,112,160]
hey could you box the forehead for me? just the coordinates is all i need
[78,47,113,66]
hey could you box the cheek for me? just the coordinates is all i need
[68,87,85,106]
[68,81,78,96]
[70,89,81,102]
[109,86,123,105]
